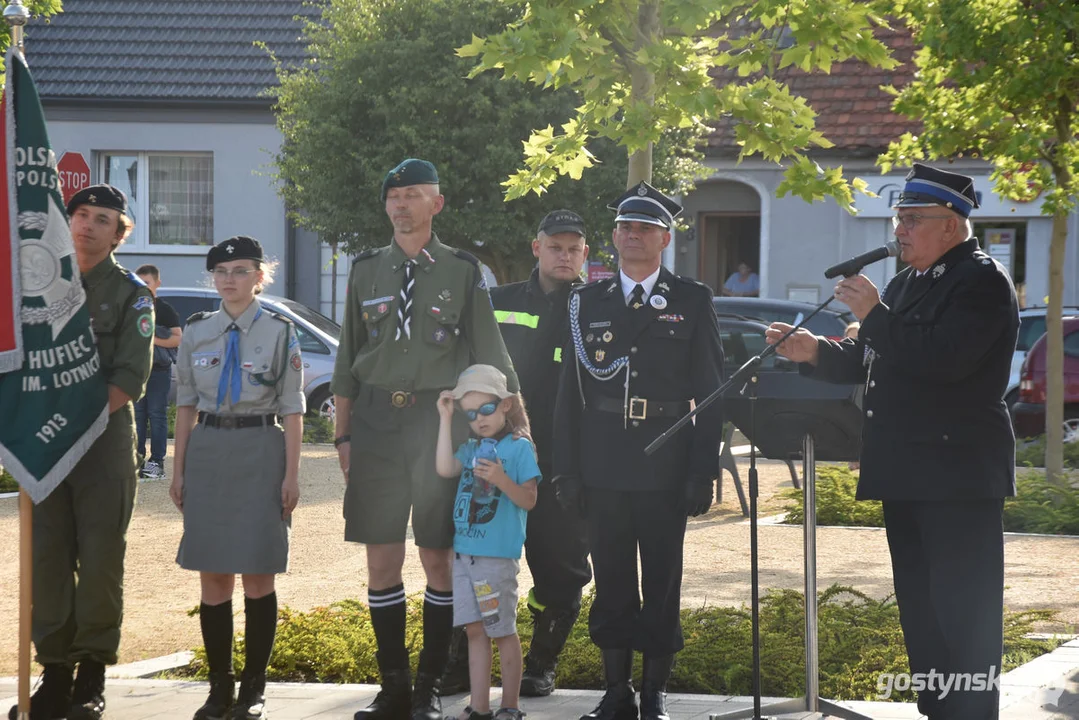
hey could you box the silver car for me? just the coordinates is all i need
[156,287,340,419]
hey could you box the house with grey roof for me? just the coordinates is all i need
[27,0,326,308]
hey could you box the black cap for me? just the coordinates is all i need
[206,235,264,271]
[66,184,128,217]
[892,162,979,218]
[607,181,682,229]
[381,158,440,202]
[538,209,585,237]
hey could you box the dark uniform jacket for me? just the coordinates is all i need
[553,267,724,493]
[806,239,1019,501]
[490,269,572,471]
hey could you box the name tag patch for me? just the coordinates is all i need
[362,295,395,307]
[589,321,612,329]
[192,351,221,368]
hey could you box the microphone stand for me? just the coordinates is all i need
[646,292,872,720]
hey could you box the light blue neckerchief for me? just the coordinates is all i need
[216,307,261,408]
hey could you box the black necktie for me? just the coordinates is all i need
[396,259,415,341]
[629,284,645,310]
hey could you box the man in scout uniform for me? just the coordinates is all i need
[441,210,592,698]
[767,163,1019,719]
[331,159,521,720]
[9,184,154,720]
[553,182,724,720]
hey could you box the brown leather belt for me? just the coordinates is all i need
[198,412,278,429]
[590,395,690,420]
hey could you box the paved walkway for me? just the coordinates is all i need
[3,639,1078,719]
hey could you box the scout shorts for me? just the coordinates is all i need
[453,553,520,638]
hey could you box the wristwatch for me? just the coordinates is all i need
[334,435,351,448]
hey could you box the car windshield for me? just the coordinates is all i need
[275,298,341,337]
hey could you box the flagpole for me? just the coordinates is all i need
[5,2,34,717]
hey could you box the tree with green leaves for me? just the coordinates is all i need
[880,0,1079,483]
[0,1,62,76]
[458,0,897,203]
[271,0,698,286]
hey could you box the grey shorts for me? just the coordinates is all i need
[453,553,520,638]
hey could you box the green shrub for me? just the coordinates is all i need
[780,465,884,528]
[782,466,1079,536]
[1015,437,1079,469]
[173,586,1058,701]
[303,415,334,444]
[167,403,176,440]
[0,467,16,493]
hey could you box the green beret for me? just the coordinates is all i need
[381,158,439,202]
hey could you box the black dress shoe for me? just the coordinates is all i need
[193,671,235,720]
[229,670,266,719]
[7,664,72,720]
[580,649,637,720]
[639,654,675,720]
[354,669,412,720]
[410,672,443,720]
[68,660,106,720]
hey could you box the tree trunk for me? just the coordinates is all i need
[626,0,660,188]
[1044,206,1069,484]
[329,239,339,323]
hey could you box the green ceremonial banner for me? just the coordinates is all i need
[0,49,108,503]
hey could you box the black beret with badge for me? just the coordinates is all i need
[538,209,586,237]
[66,183,128,217]
[206,235,264,271]
[380,158,440,202]
[892,162,980,218]
[608,181,682,229]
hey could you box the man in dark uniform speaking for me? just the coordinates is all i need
[553,183,724,720]
[332,159,520,720]
[766,163,1019,720]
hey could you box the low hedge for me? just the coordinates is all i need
[781,466,1079,535]
[175,586,1057,702]
[1015,437,1079,469]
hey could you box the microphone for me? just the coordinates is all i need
[824,241,899,279]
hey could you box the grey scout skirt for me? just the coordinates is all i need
[176,422,290,574]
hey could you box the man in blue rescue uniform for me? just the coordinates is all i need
[10,185,154,720]
[766,163,1020,720]
[331,159,521,720]
[442,210,594,698]
[553,183,724,720]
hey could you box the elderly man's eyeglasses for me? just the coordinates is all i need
[212,268,254,279]
[461,402,499,421]
[891,214,953,230]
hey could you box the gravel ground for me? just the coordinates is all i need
[1,444,1076,675]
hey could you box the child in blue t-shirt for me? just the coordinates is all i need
[436,364,541,720]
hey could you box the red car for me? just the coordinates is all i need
[1011,317,1079,438]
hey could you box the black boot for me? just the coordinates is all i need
[579,649,637,720]
[639,655,674,720]
[68,660,106,720]
[228,670,266,720]
[354,667,411,720]
[7,663,72,720]
[194,671,236,720]
[438,626,470,696]
[521,602,580,697]
[410,670,443,720]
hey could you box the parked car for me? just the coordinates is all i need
[156,287,341,419]
[1006,306,1079,409]
[1010,316,1079,438]
[713,297,854,340]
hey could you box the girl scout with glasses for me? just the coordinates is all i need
[169,235,306,720]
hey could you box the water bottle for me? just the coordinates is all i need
[472,437,500,501]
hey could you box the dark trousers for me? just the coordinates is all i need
[883,499,1004,720]
[134,367,171,464]
[584,487,686,654]
[524,464,592,612]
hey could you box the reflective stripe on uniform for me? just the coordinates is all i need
[494,310,540,328]
[553,347,562,362]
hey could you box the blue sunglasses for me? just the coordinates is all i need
[462,401,499,421]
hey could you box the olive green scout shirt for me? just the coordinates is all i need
[331,235,518,397]
[85,253,154,403]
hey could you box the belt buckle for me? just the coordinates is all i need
[220,416,236,429]
[628,397,647,421]
[390,391,411,409]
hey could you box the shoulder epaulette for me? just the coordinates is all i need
[187,311,214,324]
[355,247,381,261]
[122,268,148,288]
[263,308,293,325]
[573,278,611,294]
[447,247,481,267]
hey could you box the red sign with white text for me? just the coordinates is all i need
[57,152,90,206]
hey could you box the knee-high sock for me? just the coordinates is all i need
[369,584,409,672]
[200,600,234,675]
[419,586,454,675]
[244,592,278,676]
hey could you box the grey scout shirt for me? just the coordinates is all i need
[176,297,306,416]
